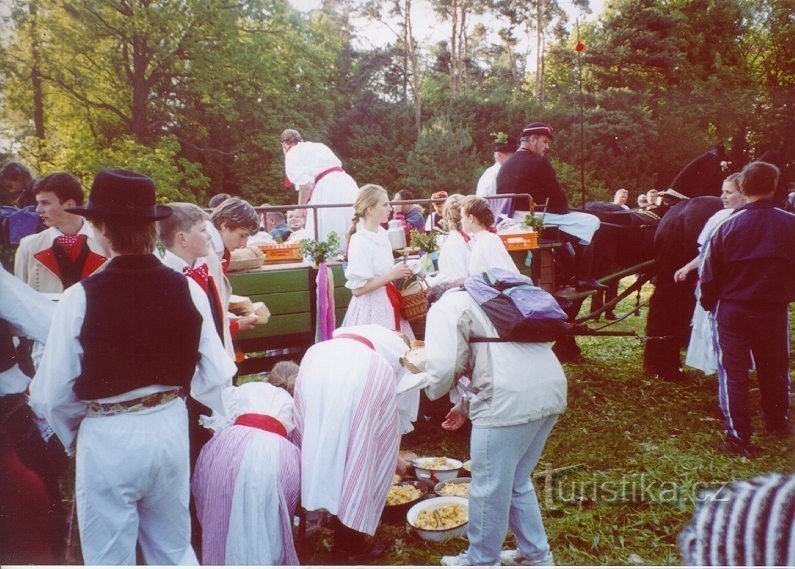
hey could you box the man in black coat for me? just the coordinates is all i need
[496,122,605,291]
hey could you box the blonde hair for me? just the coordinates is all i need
[157,202,208,248]
[460,195,495,229]
[442,194,465,231]
[353,184,388,222]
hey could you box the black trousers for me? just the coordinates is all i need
[714,300,791,443]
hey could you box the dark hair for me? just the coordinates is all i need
[280,129,303,146]
[739,161,780,197]
[95,219,157,255]
[0,161,33,182]
[266,211,286,224]
[210,197,259,233]
[426,282,458,310]
[208,193,231,208]
[32,172,84,205]
[157,202,207,248]
[460,195,495,228]
[395,189,414,201]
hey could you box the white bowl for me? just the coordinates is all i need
[434,477,472,498]
[462,459,472,473]
[412,456,463,484]
[407,496,468,542]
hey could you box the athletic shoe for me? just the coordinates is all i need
[440,552,473,566]
[499,549,554,566]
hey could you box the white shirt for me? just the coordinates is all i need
[476,162,501,197]
[468,230,519,275]
[284,141,342,188]
[344,225,395,290]
[430,230,470,284]
[29,275,236,452]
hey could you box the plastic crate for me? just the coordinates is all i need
[499,231,539,251]
[259,242,302,263]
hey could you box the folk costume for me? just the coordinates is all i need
[293,325,413,559]
[14,221,107,293]
[700,198,795,449]
[342,223,415,339]
[29,169,236,565]
[427,229,471,285]
[284,141,358,246]
[423,288,567,566]
[0,264,62,563]
[193,382,300,565]
[468,229,519,276]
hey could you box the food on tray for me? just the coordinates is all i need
[231,246,265,261]
[392,474,402,485]
[410,339,425,349]
[438,482,470,498]
[386,484,423,506]
[414,503,467,530]
[416,457,457,470]
[228,294,255,316]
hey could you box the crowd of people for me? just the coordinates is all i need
[0,120,792,566]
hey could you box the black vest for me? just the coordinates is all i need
[0,319,16,373]
[74,255,202,400]
[52,239,91,289]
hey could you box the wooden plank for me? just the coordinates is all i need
[235,313,312,340]
[229,268,309,295]
[334,287,352,309]
[247,291,310,315]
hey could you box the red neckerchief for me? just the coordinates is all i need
[234,413,287,438]
[55,234,87,261]
[183,263,210,293]
[335,333,375,350]
[221,249,230,275]
[384,282,403,331]
[461,232,472,243]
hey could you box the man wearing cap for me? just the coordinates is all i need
[280,129,359,247]
[476,132,518,219]
[496,122,605,291]
[29,168,236,564]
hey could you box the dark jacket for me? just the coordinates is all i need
[496,149,569,215]
[700,199,795,311]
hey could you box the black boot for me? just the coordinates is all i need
[574,242,608,292]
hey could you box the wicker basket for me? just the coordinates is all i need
[499,230,539,251]
[400,277,428,321]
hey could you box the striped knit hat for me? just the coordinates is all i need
[679,473,795,565]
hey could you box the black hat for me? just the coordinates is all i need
[521,122,554,139]
[494,134,519,153]
[67,168,172,221]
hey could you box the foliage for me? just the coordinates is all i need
[409,228,439,252]
[522,214,545,231]
[298,231,341,265]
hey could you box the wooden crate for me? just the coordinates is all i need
[259,242,302,263]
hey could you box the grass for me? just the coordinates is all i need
[297,278,794,565]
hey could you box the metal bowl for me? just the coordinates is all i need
[407,496,469,542]
[411,456,463,484]
[382,480,427,523]
[434,477,472,498]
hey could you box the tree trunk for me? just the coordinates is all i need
[534,0,543,99]
[130,34,150,143]
[29,0,45,139]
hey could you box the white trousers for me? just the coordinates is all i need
[76,398,197,565]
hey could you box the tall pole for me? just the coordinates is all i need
[576,19,585,208]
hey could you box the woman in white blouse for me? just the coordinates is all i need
[341,184,414,336]
[460,195,519,275]
[427,194,470,286]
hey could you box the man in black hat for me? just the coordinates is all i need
[29,168,236,564]
[496,122,605,291]
[476,132,518,219]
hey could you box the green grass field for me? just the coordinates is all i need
[298,278,794,565]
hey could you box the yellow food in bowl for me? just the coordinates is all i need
[386,484,423,506]
[418,457,456,470]
[438,482,470,498]
[414,504,468,530]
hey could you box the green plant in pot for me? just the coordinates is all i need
[409,229,438,254]
[523,214,545,232]
[299,231,341,267]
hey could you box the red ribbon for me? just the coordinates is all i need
[335,333,375,351]
[183,263,210,292]
[385,282,403,331]
[55,234,87,261]
[234,413,287,438]
[314,166,344,186]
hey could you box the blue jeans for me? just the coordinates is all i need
[465,416,558,565]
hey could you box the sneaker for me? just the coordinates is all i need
[719,438,759,458]
[441,552,473,566]
[500,549,554,566]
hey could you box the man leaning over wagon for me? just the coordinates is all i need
[29,169,236,564]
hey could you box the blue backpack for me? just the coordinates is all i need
[462,268,569,342]
[0,205,42,245]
